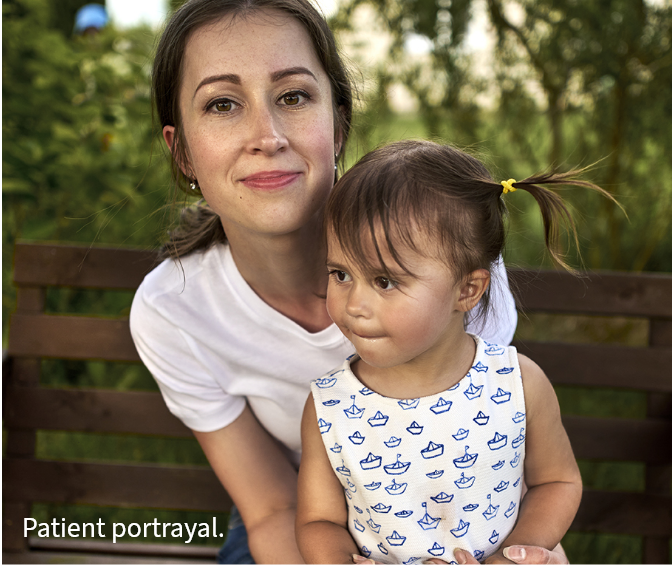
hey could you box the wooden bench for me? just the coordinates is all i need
[3,241,672,563]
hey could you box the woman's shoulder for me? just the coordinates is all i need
[137,243,229,304]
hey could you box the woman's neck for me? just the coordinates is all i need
[225,218,333,333]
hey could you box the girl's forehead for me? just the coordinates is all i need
[327,223,439,273]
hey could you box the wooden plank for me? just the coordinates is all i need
[4,387,192,438]
[644,319,672,563]
[13,243,157,290]
[563,415,672,464]
[650,318,672,347]
[3,550,214,564]
[7,314,140,362]
[12,243,672,318]
[571,489,672,537]
[2,502,31,552]
[16,287,45,313]
[513,341,672,392]
[508,268,672,318]
[3,459,232,512]
[29,538,218,559]
[5,386,671,463]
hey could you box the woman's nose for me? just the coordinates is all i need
[246,105,288,155]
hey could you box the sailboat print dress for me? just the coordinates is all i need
[310,336,526,564]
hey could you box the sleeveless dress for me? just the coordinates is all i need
[310,336,526,564]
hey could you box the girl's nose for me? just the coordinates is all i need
[246,106,288,155]
[345,284,372,318]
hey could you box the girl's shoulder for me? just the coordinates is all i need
[516,353,558,417]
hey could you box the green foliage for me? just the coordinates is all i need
[334,0,672,273]
[3,0,171,341]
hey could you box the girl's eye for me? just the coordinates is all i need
[279,91,308,106]
[329,270,351,283]
[374,276,397,290]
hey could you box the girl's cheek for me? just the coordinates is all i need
[325,288,341,323]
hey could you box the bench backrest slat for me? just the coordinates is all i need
[515,341,672,392]
[508,269,672,318]
[8,314,140,361]
[5,384,670,463]
[4,387,192,437]
[5,458,232,512]
[573,489,672,537]
[562,415,672,463]
[12,243,157,289]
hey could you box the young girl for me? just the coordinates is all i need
[296,140,610,564]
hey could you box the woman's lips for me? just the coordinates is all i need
[240,171,301,190]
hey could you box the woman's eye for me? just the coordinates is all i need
[375,276,397,290]
[211,99,237,113]
[279,91,308,106]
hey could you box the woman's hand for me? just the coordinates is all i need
[416,545,570,565]
[352,554,382,564]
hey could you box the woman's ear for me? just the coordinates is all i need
[163,125,193,178]
[163,125,176,154]
[457,269,491,312]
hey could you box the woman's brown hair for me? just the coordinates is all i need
[153,0,354,259]
[325,140,618,326]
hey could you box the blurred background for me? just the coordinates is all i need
[3,0,672,562]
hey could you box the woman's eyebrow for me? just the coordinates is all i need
[271,66,317,83]
[193,73,240,100]
[192,67,317,101]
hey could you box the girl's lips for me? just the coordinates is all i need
[240,171,301,190]
[351,330,383,340]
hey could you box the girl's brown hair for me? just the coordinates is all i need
[153,0,353,259]
[325,140,617,324]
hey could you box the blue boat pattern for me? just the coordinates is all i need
[311,335,525,564]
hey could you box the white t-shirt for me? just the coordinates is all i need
[130,244,517,463]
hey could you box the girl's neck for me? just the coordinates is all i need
[224,217,333,333]
[353,331,477,400]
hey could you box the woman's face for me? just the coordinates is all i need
[164,10,340,239]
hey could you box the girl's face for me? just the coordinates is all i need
[163,10,339,239]
[326,228,471,371]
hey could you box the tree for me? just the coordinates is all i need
[331,0,672,272]
[3,0,171,339]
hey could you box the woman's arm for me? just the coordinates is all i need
[296,394,360,564]
[193,405,305,564]
[485,355,582,564]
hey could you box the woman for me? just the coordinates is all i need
[130,0,562,563]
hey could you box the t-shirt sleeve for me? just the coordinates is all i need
[466,255,518,346]
[130,277,246,433]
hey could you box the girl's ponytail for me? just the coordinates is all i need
[498,169,621,272]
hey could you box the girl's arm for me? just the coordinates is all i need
[193,405,305,564]
[296,394,360,564]
[485,355,582,564]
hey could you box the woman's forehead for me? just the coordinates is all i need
[182,9,322,82]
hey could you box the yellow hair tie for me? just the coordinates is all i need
[501,179,517,194]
